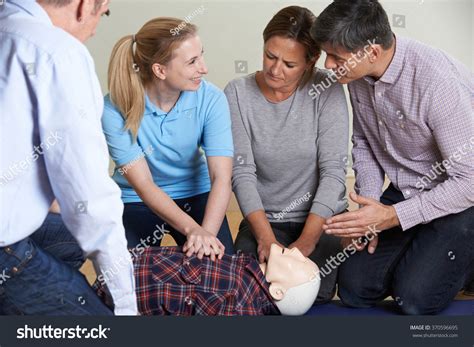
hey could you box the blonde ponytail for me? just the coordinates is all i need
[107,18,198,140]
[107,35,145,139]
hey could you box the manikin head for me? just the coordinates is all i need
[260,244,321,315]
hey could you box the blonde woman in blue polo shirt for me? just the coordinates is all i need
[102,18,234,260]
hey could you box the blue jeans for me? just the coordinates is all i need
[123,192,235,254]
[0,213,113,315]
[338,184,474,315]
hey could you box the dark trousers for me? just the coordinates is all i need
[123,192,234,254]
[338,184,474,315]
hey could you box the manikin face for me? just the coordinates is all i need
[155,35,209,92]
[263,244,319,300]
[321,42,373,84]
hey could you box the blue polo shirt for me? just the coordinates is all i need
[102,79,234,203]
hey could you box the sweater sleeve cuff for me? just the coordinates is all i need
[233,183,265,217]
[240,200,265,218]
[310,202,334,219]
[357,189,383,201]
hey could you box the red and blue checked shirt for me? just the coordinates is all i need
[95,247,279,316]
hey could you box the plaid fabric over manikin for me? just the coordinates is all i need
[95,247,280,316]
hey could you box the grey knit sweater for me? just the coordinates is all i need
[224,69,349,222]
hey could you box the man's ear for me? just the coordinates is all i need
[76,0,95,23]
[269,284,286,301]
[152,63,167,80]
[367,44,382,63]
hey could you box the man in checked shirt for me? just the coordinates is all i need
[311,0,474,314]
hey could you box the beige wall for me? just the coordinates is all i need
[88,0,473,91]
[93,0,473,213]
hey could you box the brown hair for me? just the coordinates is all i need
[263,6,321,88]
[108,17,197,138]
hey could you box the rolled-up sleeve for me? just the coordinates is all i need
[38,48,137,315]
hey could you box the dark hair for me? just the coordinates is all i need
[310,0,394,52]
[263,6,321,87]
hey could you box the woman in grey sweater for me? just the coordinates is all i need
[224,6,349,303]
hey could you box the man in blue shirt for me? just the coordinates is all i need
[0,0,137,315]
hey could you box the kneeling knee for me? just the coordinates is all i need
[394,290,446,315]
[398,302,443,315]
[338,279,382,308]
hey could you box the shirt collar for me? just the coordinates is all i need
[379,35,407,84]
[361,35,406,86]
[144,87,199,116]
[244,256,274,300]
[9,0,53,26]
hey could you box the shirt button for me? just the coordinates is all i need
[184,296,193,305]
[384,147,388,152]
[377,92,383,97]
[399,168,404,172]
[378,120,383,125]
[4,247,12,254]
[400,124,405,129]
[405,190,411,195]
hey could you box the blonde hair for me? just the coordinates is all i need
[108,17,198,139]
